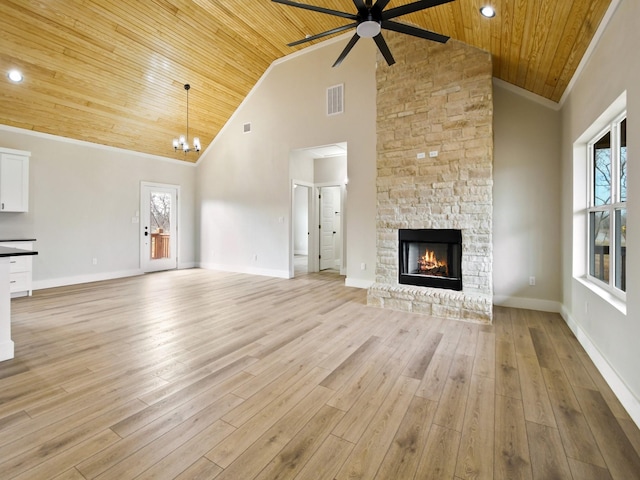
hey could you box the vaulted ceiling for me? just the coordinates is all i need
[0,0,612,162]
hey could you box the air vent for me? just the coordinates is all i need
[243,122,251,133]
[327,84,344,116]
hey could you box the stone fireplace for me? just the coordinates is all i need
[367,34,493,324]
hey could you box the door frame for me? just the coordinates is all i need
[140,181,180,272]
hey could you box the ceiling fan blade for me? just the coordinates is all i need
[287,22,358,46]
[373,33,396,66]
[383,0,454,20]
[333,33,361,67]
[373,0,392,12]
[272,0,357,20]
[382,20,449,43]
[352,0,367,11]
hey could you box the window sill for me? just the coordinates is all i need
[576,276,627,315]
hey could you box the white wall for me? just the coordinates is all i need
[196,38,377,283]
[561,0,640,421]
[314,155,347,184]
[290,151,314,183]
[493,85,562,310]
[0,127,196,288]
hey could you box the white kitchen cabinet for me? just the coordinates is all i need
[0,148,30,213]
[0,241,35,297]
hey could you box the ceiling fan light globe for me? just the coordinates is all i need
[8,69,23,82]
[480,6,496,18]
[356,20,381,38]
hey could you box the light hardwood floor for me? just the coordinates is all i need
[1,269,639,479]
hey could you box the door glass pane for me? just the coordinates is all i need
[593,131,611,206]
[615,208,626,291]
[619,118,627,202]
[150,192,171,259]
[589,211,610,283]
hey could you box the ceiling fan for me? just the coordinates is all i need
[272,0,453,67]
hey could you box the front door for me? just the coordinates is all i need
[140,182,178,272]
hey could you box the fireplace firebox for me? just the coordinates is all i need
[398,229,462,290]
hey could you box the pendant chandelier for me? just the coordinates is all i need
[173,83,200,153]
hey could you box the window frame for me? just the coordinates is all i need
[586,111,627,300]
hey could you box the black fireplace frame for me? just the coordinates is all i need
[398,229,463,291]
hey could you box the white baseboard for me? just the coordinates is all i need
[0,340,14,362]
[345,277,374,289]
[493,295,563,313]
[560,306,640,428]
[178,261,196,269]
[33,269,143,291]
[198,262,290,279]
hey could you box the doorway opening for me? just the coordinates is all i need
[290,142,347,278]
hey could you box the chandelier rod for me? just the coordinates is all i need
[185,83,190,147]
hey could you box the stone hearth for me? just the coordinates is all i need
[367,34,493,324]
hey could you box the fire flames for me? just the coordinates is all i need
[418,249,449,277]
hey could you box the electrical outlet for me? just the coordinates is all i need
[92,258,98,265]
[529,276,535,286]
[253,254,258,261]
[361,263,366,270]
[429,150,438,157]
[417,152,426,159]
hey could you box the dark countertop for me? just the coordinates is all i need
[0,247,38,258]
[0,239,37,243]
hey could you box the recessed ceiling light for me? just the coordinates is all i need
[480,6,496,18]
[7,69,23,82]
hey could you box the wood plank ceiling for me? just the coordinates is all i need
[0,0,612,162]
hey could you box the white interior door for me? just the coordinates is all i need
[141,183,178,272]
[319,186,340,270]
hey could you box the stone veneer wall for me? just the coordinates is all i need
[367,34,494,324]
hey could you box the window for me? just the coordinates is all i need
[588,114,626,295]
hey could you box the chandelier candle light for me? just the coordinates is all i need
[173,83,200,153]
